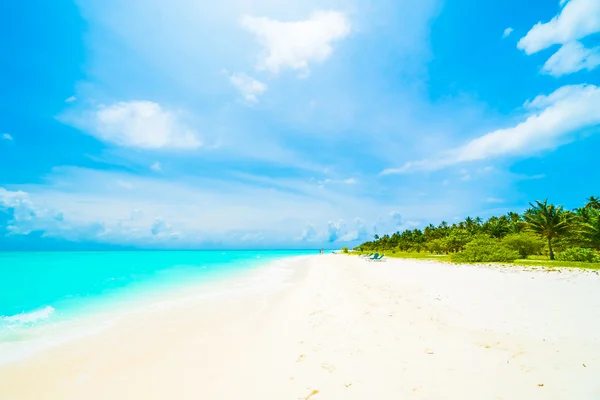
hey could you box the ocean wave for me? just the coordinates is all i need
[1,306,55,325]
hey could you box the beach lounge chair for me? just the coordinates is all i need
[374,254,385,262]
[366,253,379,261]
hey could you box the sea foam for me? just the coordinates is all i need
[1,305,55,325]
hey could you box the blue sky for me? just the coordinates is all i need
[1,0,599,249]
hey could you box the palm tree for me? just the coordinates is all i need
[485,217,509,238]
[585,196,600,211]
[524,200,572,260]
[581,210,600,249]
[506,211,524,233]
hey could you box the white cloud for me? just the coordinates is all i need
[0,188,64,236]
[451,84,600,161]
[228,72,268,102]
[542,41,600,76]
[65,96,77,103]
[0,188,28,207]
[327,219,346,242]
[344,178,357,184]
[150,162,162,172]
[2,133,12,141]
[502,27,514,38]
[1,167,402,247]
[517,0,600,54]
[65,101,201,149]
[241,10,351,75]
[336,218,369,242]
[384,84,600,173]
[485,197,504,203]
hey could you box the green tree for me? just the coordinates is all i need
[427,239,445,254]
[580,210,600,250]
[585,196,600,211]
[483,216,510,238]
[524,200,572,260]
[443,230,472,253]
[506,212,525,234]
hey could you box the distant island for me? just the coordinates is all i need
[355,197,600,266]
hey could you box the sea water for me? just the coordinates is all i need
[0,250,312,364]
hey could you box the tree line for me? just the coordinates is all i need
[355,197,600,263]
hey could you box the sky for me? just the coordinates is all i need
[1,0,599,250]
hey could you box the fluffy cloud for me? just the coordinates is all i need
[0,166,398,247]
[517,0,600,76]
[383,84,600,173]
[336,218,369,243]
[228,72,268,102]
[0,188,28,208]
[518,0,600,54]
[241,11,351,75]
[452,84,600,161]
[2,133,12,141]
[65,101,201,149]
[542,41,600,76]
[65,96,77,103]
[150,162,162,172]
[327,219,345,242]
[502,27,514,39]
[0,188,62,236]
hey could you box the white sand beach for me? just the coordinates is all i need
[2,255,600,400]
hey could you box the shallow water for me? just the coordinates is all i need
[0,250,312,363]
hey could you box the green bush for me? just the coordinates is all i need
[443,231,473,253]
[341,247,349,254]
[556,247,600,263]
[451,236,520,263]
[501,233,544,259]
[427,239,445,254]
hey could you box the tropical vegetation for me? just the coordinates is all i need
[355,197,600,265]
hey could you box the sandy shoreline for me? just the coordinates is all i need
[1,255,600,399]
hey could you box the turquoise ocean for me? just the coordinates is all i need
[0,250,312,364]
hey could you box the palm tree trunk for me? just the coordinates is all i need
[548,237,554,260]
